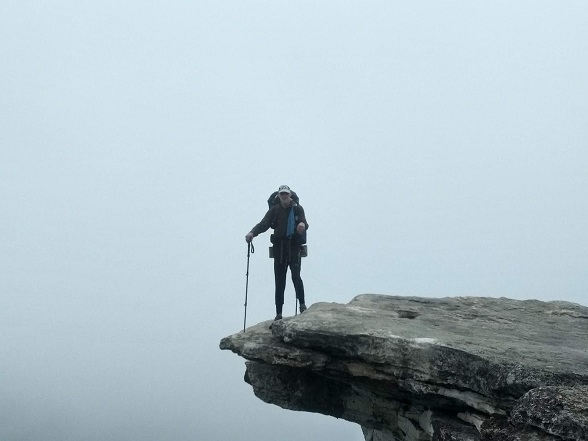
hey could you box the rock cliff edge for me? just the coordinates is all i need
[220,295,588,440]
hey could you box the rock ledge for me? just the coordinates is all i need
[220,295,588,440]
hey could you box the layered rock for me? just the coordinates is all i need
[220,295,588,440]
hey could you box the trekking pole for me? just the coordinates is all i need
[243,241,254,332]
[294,247,300,316]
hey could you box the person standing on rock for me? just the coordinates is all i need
[245,185,309,323]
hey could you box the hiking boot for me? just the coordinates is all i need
[299,303,307,313]
[269,314,282,329]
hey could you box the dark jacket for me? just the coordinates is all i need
[250,203,308,241]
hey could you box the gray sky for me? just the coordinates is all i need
[1,1,587,440]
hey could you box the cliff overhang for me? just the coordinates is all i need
[220,295,588,440]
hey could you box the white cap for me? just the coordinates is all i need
[278,185,291,194]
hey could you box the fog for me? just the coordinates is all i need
[1,1,587,440]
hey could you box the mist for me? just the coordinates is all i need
[1,1,587,440]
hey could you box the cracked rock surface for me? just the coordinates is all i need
[220,295,588,440]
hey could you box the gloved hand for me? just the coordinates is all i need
[296,222,306,234]
[245,232,254,243]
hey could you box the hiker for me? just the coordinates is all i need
[245,185,308,323]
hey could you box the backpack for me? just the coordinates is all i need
[266,190,307,247]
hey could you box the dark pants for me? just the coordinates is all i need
[273,239,305,315]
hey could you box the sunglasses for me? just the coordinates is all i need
[279,192,290,196]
